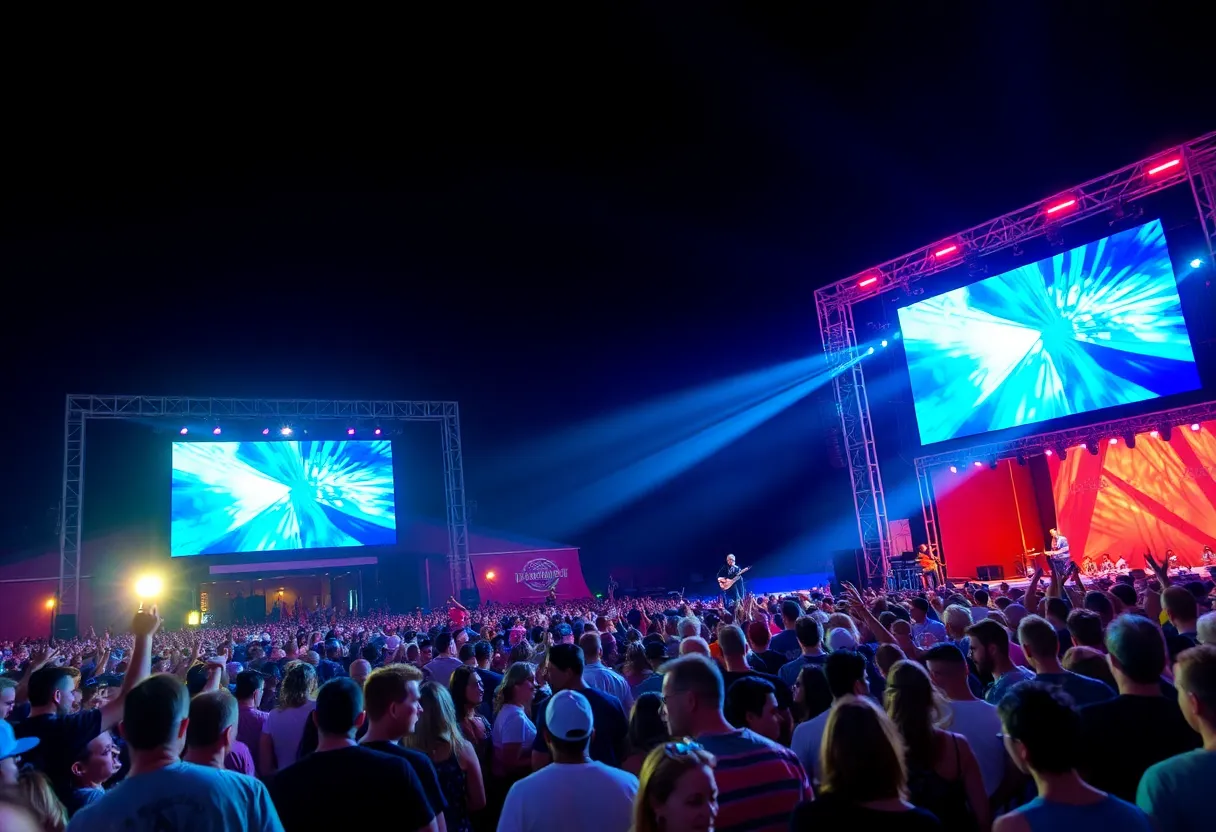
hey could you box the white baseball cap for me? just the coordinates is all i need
[545,690,594,741]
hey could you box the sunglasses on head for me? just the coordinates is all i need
[663,738,704,759]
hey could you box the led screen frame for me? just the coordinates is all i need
[897,218,1201,445]
[171,439,398,556]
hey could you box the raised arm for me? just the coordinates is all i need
[99,605,162,732]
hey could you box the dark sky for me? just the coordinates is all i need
[2,6,1211,584]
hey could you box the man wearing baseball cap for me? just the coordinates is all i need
[1,720,39,785]
[498,690,638,832]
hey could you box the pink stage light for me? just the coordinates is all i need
[373,428,382,436]
[1045,449,1053,456]
[858,276,878,288]
[949,466,958,474]
[213,427,221,435]
[1109,437,1118,445]
[179,427,188,435]
[934,244,959,258]
[262,428,270,435]
[1046,198,1077,215]
[1150,430,1159,438]
[1147,158,1181,176]
[347,428,355,435]
[1192,423,1202,431]
[973,461,983,468]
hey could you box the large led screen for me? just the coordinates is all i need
[897,219,1200,445]
[171,440,397,556]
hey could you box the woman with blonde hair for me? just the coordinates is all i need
[491,662,538,779]
[791,696,939,828]
[10,771,67,832]
[632,740,718,832]
[885,661,989,831]
[406,681,485,832]
[259,660,317,775]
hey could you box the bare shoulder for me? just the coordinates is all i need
[993,810,1031,832]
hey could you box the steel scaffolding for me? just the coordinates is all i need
[815,131,1216,586]
[57,396,472,620]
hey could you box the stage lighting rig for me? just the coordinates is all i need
[1085,439,1100,456]
[1160,425,1173,442]
[1123,432,1136,449]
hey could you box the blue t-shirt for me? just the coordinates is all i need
[1136,748,1216,831]
[1033,671,1116,708]
[1011,794,1151,831]
[778,653,829,689]
[983,667,1035,706]
[68,761,282,832]
[770,629,801,662]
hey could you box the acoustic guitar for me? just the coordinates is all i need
[717,566,751,591]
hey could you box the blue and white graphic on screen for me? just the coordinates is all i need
[171,440,397,556]
[897,219,1200,445]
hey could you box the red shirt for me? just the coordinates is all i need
[450,607,469,629]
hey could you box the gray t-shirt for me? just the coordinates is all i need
[67,761,282,832]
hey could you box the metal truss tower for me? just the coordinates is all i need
[58,396,472,621]
[814,131,1216,586]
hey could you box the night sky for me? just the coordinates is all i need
[3,6,1211,588]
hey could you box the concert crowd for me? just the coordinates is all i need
[1,558,1215,832]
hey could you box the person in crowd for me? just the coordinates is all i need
[182,690,255,775]
[1,678,19,720]
[909,597,947,646]
[791,696,940,829]
[631,739,718,832]
[770,599,804,661]
[424,633,464,689]
[531,644,627,769]
[993,682,1151,831]
[259,661,317,776]
[1162,586,1201,661]
[662,654,810,832]
[621,692,667,775]
[348,659,372,687]
[359,665,447,829]
[68,674,282,832]
[1077,614,1201,802]
[64,732,119,815]
[471,641,502,724]
[723,676,781,742]
[12,770,67,832]
[967,619,1033,706]
[406,682,485,832]
[1061,646,1118,689]
[717,625,792,736]
[1016,616,1115,707]
[1,721,39,786]
[885,660,990,831]
[791,649,867,784]
[233,670,267,773]
[448,665,491,761]
[1136,644,1216,830]
[270,678,436,832]
[745,620,787,676]
[491,662,538,780]
[922,643,1009,804]
[498,690,638,832]
[578,632,633,711]
[1197,610,1216,645]
[16,606,159,805]
[1065,609,1105,652]
[777,617,828,689]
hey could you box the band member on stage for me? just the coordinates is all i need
[916,544,943,590]
[1203,545,1214,565]
[1048,528,1072,576]
[1099,553,1115,574]
[716,553,749,605]
[1082,555,1098,576]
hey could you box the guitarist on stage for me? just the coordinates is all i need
[717,553,750,606]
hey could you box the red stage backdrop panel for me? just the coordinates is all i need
[1049,420,1216,568]
[932,460,1044,581]
[469,548,593,602]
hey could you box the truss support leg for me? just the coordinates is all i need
[58,400,85,634]
[441,406,471,595]
[915,462,942,579]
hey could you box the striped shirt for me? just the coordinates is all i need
[696,728,812,832]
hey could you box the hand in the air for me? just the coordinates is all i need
[132,605,163,638]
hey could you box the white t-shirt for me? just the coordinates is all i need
[492,703,537,775]
[263,701,316,772]
[790,709,831,784]
[498,761,638,832]
[942,698,1005,795]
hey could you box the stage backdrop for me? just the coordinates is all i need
[469,548,592,602]
[931,460,1046,581]
[1049,419,1216,568]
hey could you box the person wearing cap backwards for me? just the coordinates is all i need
[498,690,638,832]
[1,719,40,784]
